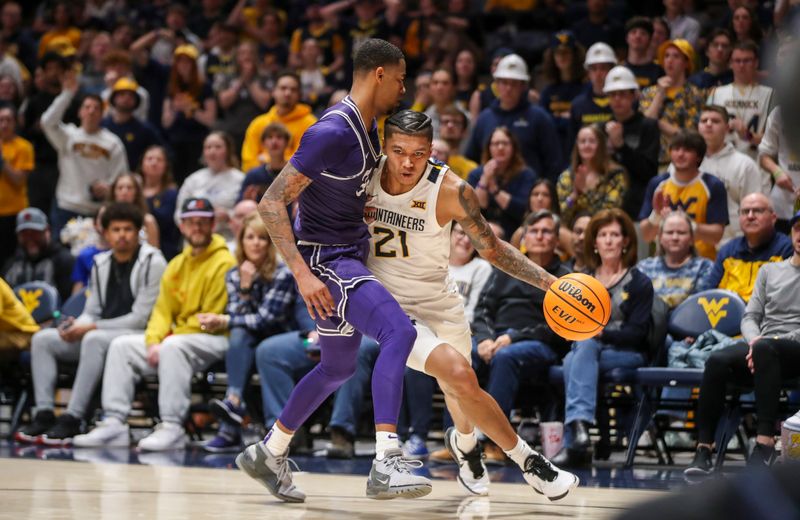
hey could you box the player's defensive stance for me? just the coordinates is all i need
[236,40,430,502]
[364,110,579,500]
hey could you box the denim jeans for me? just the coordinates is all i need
[328,337,380,436]
[399,368,435,439]
[255,331,318,429]
[562,337,645,447]
[472,337,560,418]
[225,327,262,402]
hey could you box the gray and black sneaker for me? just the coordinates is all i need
[443,427,490,496]
[366,448,432,500]
[235,442,306,503]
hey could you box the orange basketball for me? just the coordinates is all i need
[543,273,611,341]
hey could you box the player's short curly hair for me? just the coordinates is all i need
[353,38,404,73]
[384,110,433,141]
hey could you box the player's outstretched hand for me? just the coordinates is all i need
[297,272,335,320]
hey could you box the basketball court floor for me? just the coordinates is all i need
[0,440,719,520]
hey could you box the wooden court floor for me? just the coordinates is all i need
[0,458,664,519]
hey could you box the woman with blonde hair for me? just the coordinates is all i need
[197,213,299,452]
[636,211,713,309]
[556,125,628,229]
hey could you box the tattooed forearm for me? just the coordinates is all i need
[258,164,313,275]
[456,181,557,292]
[457,181,495,251]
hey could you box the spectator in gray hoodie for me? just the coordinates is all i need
[15,203,166,445]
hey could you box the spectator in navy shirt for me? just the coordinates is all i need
[239,123,289,203]
[465,54,562,182]
[102,78,163,170]
[140,146,181,260]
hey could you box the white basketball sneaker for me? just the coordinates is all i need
[72,417,130,448]
[521,451,579,501]
[443,427,490,496]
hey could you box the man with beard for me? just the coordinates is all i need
[2,207,74,300]
[101,77,162,169]
[72,198,235,451]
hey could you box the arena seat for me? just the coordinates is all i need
[625,289,747,467]
[13,281,60,324]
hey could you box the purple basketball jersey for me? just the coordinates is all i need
[290,96,381,245]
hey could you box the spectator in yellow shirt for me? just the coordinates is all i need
[0,277,38,352]
[240,72,317,171]
[0,104,34,268]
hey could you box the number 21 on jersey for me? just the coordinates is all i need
[373,227,409,258]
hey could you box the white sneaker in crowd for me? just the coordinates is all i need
[73,418,130,448]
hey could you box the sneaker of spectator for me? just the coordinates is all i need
[138,422,188,452]
[402,433,429,460]
[14,410,55,444]
[203,422,242,453]
[40,414,82,446]
[72,417,130,448]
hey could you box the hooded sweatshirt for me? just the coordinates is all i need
[144,234,236,346]
[77,243,167,331]
[700,142,770,243]
[0,278,38,334]
[241,103,317,171]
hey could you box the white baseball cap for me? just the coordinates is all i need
[603,65,639,93]
[584,42,616,68]
[493,54,530,82]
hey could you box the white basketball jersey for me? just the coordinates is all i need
[365,157,459,308]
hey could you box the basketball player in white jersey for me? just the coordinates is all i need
[364,110,579,500]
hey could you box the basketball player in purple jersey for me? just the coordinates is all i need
[236,39,430,502]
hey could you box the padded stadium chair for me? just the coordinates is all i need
[625,289,747,467]
[59,289,88,319]
[13,281,60,324]
[549,297,670,463]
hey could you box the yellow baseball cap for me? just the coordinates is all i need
[173,44,199,61]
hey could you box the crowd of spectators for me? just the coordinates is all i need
[2,0,800,473]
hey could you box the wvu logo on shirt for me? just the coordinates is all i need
[72,142,111,160]
[698,297,729,328]
[411,200,426,210]
[669,197,698,218]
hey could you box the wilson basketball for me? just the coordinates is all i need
[543,273,611,341]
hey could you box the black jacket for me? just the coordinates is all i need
[472,258,572,356]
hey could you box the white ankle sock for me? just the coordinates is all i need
[375,431,400,460]
[504,436,535,468]
[454,428,478,453]
[264,426,293,455]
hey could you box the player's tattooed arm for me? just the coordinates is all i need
[258,163,312,275]
[453,180,557,292]
[259,163,335,319]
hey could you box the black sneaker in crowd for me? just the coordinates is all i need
[747,442,776,469]
[14,410,56,443]
[40,413,82,446]
[326,426,354,459]
[683,446,713,478]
